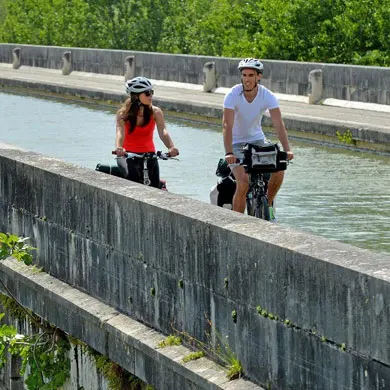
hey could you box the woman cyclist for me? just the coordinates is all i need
[115,76,179,188]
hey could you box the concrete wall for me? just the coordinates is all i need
[0,313,113,390]
[1,143,390,389]
[1,43,390,104]
[0,258,259,390]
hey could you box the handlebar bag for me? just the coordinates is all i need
[243,143,287,173]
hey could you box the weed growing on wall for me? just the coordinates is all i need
[157,335,182,348]
[173,317,243,380]
[85,345,154,390]
[0,232,35,265]
[336,129,355,145]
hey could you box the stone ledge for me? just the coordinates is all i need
[0,258,264,390]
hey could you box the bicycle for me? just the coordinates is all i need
[95,151,176,190]
[242,142,288,221]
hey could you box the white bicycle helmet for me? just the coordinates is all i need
[125,76,153,94]
[237,58,264,73]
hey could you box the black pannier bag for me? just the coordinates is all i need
[216,175,236,208]
[243,143,287,173]
[215,158,231,177]
[210,159,236,209]
[95,163,123,178]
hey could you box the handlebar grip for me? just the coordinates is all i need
[112,150,128,157]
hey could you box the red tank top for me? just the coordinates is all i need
[123,117,156,152]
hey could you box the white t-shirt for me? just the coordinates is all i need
[223,84,279,144]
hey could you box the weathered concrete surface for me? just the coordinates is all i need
[1,44,390,104]
[0,314,114,390]
[0,259,262,390]
[1,144,390,389]
[1,64,390,152]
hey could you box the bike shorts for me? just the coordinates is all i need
[117,156,160,188]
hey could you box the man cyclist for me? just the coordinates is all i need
[223,58,294,218]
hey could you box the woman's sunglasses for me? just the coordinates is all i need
[144,90,154,97]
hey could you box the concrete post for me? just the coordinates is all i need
[62,51,73,75]
[124,56,135,81]
[12,47,21,69]
[203,61,217,92]
[308,69,323,104]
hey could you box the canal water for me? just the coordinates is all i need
[1,91,390,254]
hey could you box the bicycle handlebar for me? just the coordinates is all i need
[112,150,176,160]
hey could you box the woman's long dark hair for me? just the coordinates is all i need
[117,93,153,133]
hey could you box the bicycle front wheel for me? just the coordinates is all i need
[255,196,270,220]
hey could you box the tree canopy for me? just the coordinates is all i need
[1,0,389,66]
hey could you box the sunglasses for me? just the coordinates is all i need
[144,90,154,97]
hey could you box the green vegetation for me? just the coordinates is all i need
[1,0,390,66]
[157,335,182,348]
[0,232,35,265]
[174,318,243,380]
[182,350,205,363]
[0,295,71,390]
[91,352,152,390]
[336,129,355,145]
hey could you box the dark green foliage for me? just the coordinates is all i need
[0,0,389,66]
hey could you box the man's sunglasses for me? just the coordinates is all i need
[144,90,154,97]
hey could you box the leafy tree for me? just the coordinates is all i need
[1,0,390,66]
[0,0,7,25]
[0,0,93,46]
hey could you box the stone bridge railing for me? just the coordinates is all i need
[1,43,390,104]
[1,143,390,389]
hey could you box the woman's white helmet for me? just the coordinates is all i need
[125,76,153,94]
[237,58,264,73]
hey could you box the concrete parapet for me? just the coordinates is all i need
[12,47,21,69]
[203,61,217,92]
[1,144,390,389]
[308,68,323,104]
[1,43,390,104]
[62,51,72,75]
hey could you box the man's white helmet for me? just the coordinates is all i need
[125,76,153,94]
[237,58,264,73]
